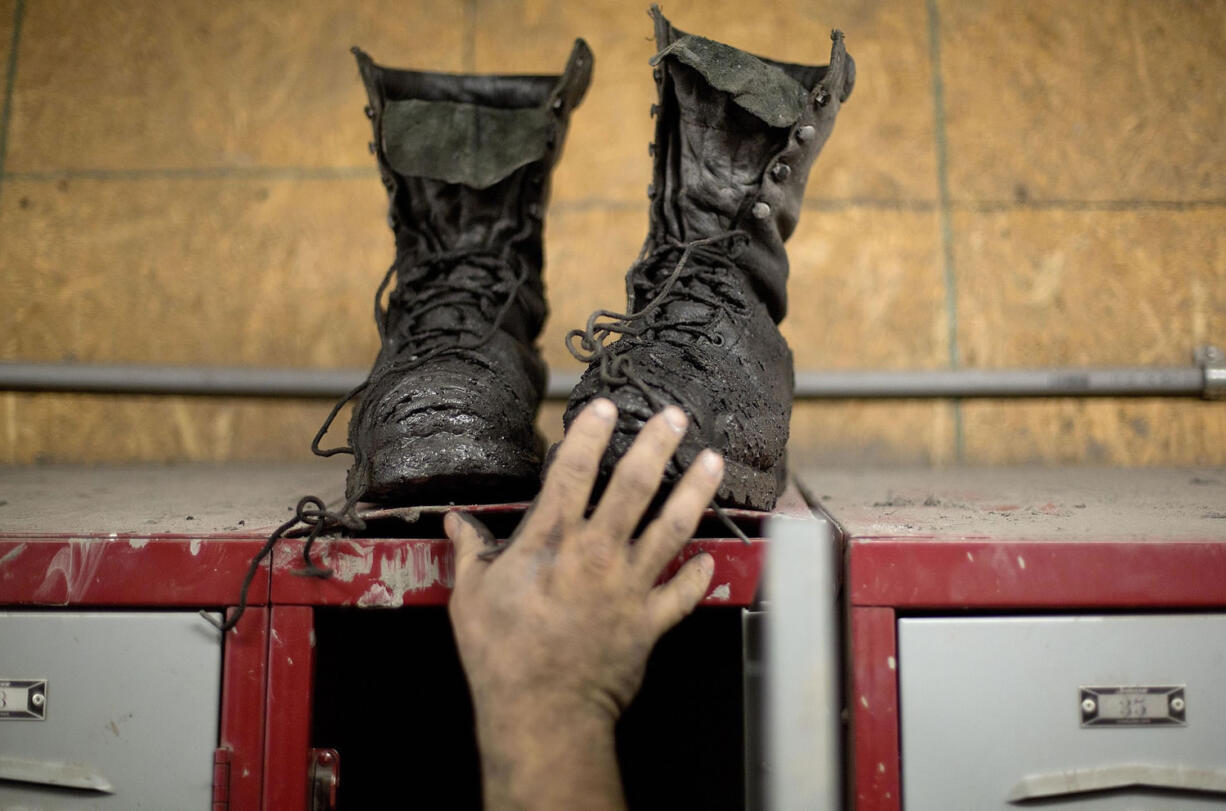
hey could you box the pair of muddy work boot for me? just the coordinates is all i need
[330,8,854,514]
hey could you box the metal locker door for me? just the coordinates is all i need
[899,614,1226,810]
[0,611,222,809]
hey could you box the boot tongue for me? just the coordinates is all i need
[381,98,555,263]
[635,256,745,341]
[651,35,808,128]
[382,99,554,190]
[382,98,552,252]
[393,263,526,347]
[655,294,720,335]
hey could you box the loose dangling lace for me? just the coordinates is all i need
[208,244,532,632]
[203,495,360,632]
[566,230,754,544]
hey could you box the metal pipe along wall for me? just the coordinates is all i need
[1,360,1221,400]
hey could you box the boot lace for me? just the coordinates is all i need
[206,247,530,633]
[312,248,532,463]
[567,231,751,371]
[566,230,754,543]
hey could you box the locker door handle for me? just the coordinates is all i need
[1008,763,1226,802]
[0,754,115,793]
[309,748,339,811]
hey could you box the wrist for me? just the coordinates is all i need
[472,689,624,811]
[471,683,618,735]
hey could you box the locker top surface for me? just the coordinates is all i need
[1,460,800,538]
[0,460,352,536]
[799,466,1226,542]
[0,462,796,607]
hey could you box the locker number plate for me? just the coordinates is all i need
[1080,685,1185,727]
[0,679,47,720]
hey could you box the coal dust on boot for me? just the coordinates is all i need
[563,8,853,510]
[323,42,592,506]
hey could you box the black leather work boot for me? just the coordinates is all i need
[328,41,592,506]
[562,8,853,510]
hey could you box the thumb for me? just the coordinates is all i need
[646,552,714,640]
[445,511,495,583]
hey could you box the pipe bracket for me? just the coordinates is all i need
[1196,345,1226,401]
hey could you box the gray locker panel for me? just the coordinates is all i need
[898,615,1226,811]
[0,611,222,809]
[762,517,842,811]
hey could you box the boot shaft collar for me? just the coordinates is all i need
[352,40,591,190]
[347,41,591,350]
[646,7,854,323]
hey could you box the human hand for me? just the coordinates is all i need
[445,397,722,724]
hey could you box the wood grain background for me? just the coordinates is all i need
[1,0,1223,466]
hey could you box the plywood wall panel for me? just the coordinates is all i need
[784,208,945,370]
[0,392,341,463]
[0,0,17,91]
[2,0,1223,467]
[938,0,1226,202]
[962,400,1226,466]
[5,0,466,172]
[474,0,936,204]
[955,209,1226,367]
[789,400,956,468]
[0,177,387,368]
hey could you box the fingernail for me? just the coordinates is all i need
[662,405,687,433]
[699,553,715,573]
[590,398,616,421]
[443,511,459,536]
[699,449,723,476]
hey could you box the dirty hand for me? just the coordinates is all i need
[444,398,722,810]
[446,397,722,720]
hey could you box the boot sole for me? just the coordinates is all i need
[715,452,788,512]
[363,433,543,505]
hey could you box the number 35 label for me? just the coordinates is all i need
[1080,685,1186,727]
[0,679,47,720]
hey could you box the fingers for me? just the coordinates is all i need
[646,552,715,638]
[588,405,688,545]
[445,511,496,583]
[632,449,724,582]
[518,399,617,550]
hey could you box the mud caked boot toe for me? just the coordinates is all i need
[562,9,853,510]
[334,41,592,505]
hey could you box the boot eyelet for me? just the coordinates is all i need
[364,105,375,119]
[814,89,830,107]
[771,163,791,182]
[796,125,816,143]
[551,97,564,111]
[710,333,725,346]
[751,201,771,219]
